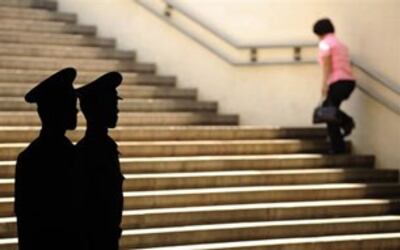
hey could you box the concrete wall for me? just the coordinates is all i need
[171,0,400,85]
[56,0,400,169]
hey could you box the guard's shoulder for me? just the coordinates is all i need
[16,139,42,168]
[18,138,41,157]
[75,138,92,154]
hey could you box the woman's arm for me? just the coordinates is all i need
[321,55,332,97]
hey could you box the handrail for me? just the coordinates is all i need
[135,0,400,115]
[166,0,317,50]
[351,60,400,95]
[136,0,316,65]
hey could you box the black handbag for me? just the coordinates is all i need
[313,104,340,124]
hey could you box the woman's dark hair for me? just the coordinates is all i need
[313,18,335,36]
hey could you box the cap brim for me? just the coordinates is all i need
[25,67,77,103]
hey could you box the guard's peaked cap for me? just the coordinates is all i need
[25,67,77,103]
[76,71,122,99]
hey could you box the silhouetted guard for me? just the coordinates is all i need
[15,67,81,250]
[76,71,124,250]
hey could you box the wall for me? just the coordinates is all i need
[171,0,400,86]
[56,0,399,168]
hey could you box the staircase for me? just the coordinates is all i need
[0,1,400,249]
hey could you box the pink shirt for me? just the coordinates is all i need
[318,33,354,85]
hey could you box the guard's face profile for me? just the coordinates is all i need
[77,72,122,129]
[104,90,120,128]
[25,67,78,131]
[82,91,119,129]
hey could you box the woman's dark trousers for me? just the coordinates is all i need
[322,80,356,153]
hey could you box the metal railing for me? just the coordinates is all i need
[136,0,316,65]
[135,0,400,115]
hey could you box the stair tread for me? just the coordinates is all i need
[122,168,397,179]
[0,42,136,58]
[128,232,400,250]
[0,98,217,112]
[18,230,400,249]
[0,153,373,163]
[122,198,400,215]
[0,112,239,126]
[0,183,397,200]
[0,0,57,10]
[0,15,96,29]
[118,153,371,162]
[0,69,176,85]
[0,85,186,92]
[124,183,400,197]
[0,111,229,115]
[0,126,324,134]
[0,7,76,22]
[0,58,154,72]
[0,97,211,104]
[0,30,113,41]
[0,55,150,65]
[1,198,398,220]
[0,32,115,47]
[0,139,335,148]
[0,18,86,27]
[0,125,322,130]
[2,232,400,249]
[0,168,394,183]
[123,215,400,235]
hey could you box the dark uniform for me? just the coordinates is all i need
[14,68,80,250]
[75,72,124,250]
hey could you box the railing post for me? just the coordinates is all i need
[250,48,258,63]
[164,3,173,17]
[294,46,301,61]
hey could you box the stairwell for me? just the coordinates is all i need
[0,1,400,249]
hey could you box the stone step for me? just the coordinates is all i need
[122,169,399,191]
[0,69,176,86]
[2,215,400,248]
[0,217,15,237]
[1,183,400,214]
[0,31,115,47]
[0,154,375,178]
[108,139,338,157]
[2,199,400,235]
[0,7,76,22]
[0,238,16,250]
[0,139,339,160]
[0,97,217,112]
[130,232,400,250]
[0,84,193,99]
[0,169,397,197]
[121,183,400,209]
[0,0,57,10]
[118,154,374,174]
[119,140,338,157]
[121,215,400,248]
[5,232,400,250]
[120,198,400,229]
[0,112,239,126]
[0,18,96,35]
[0,43,136,59]
[0,126,325,143]
[0,56,155,73]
